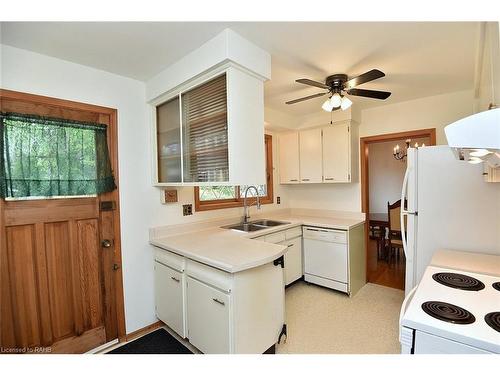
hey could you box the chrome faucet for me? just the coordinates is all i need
[243,186,261,223]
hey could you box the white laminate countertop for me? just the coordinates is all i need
[150,213,365,274]
[431,249,500,276]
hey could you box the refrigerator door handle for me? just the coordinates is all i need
[400,167,410,257]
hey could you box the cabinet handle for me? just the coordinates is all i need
[302,178,310,181]
[324,177,334,181]
[289,179,298,182]
[212,298,225,306]
[171,276,180,283]
[287,243,294,247]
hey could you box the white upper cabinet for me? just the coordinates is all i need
[151,66,265,186]
[148,29,271,187]
[299,128,323,183]
[322,123,350,182]
[278,132,300,184]
[278,121,358,185]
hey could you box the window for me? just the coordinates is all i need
[0,112,116,199]
[194,134,273,211]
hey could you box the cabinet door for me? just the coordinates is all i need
[279,132,300,184]
[156,97,182,183]
[284,236,303,286]
[154,262,185,337]
[299,128,323,183]
[322,123,350,182]
[187,277,230,353]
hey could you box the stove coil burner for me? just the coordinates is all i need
[421,301,476,324]
[492,282,500,292]
[432,272,485,291]
[485,312,500,333]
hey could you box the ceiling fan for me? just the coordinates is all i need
[285,69,391,111]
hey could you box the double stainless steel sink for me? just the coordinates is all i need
[223,219,290,232]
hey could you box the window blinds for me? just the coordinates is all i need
[182,74,228,182]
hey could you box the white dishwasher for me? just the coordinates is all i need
[303,226,349,294]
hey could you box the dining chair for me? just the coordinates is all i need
[387,199,406,265]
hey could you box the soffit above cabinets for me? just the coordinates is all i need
[146,29,271,103]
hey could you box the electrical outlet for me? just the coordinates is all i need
[183,204,193,216]
[277,196,281,204]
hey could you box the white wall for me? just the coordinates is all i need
[284,89,475,212]
[368,138,429,213]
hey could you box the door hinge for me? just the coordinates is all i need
[273,255,284,268]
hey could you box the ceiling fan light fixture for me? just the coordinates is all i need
[330,93,342,108]
[322,98,334,112]
[340,96,352,110]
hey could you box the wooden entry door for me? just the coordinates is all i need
[0,90,125,353]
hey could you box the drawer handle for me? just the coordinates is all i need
[212,298,225,306]
[324,177,334,181]
[290,179,298,182]
[171,276,180,283]
[302,178,310,181]
[287,244,294,247]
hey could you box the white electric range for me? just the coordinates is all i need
[400,265,500,354]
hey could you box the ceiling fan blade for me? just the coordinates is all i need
[345,69,385,89]
[285,92,328,105]
[296,79,330,90]
[346,88,391,100]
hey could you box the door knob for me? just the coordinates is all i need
[101,239,112,248]
[113,263,120,271]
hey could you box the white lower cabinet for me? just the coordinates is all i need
[154,250,187,338]
[284,236,303,285]
[186,277,230,354]
[256,226,303,286]
[154,247,284,354]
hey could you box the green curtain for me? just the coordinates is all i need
[0,112,116,198]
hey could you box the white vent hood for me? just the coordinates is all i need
[444,108,500,167]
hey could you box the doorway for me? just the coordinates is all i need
[0,90,126,353]
[360,129,436,290]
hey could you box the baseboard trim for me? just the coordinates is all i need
[125,321,165,342]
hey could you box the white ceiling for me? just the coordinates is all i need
[1,22,480,115]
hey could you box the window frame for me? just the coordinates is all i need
[194,134,273,211]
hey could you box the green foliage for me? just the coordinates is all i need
[0,113,116,198]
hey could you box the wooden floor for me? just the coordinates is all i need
[367,239,405,290]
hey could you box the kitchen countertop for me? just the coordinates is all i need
[431,249,500,276]
[150,213,365,274]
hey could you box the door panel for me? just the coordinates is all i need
[2,211,107,352]
[44,221,74,340]
[5,225,41,348]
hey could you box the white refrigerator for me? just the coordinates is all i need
[400,145,500,296]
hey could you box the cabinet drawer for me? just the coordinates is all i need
[186,259,232,292]
[187,277,230,354]
[285,226,302,240]
[265,231,286,244]
[155,247,185,271]
[154,261,186,337]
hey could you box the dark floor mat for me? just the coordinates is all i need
[107,328,193,354]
